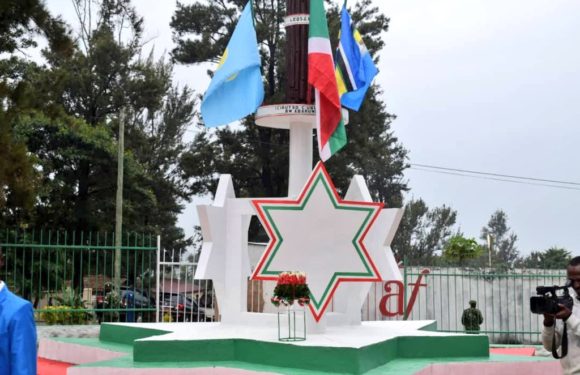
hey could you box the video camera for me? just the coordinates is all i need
[530,282,573,315]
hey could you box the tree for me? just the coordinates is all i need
[1,1,196,303]
[2,0,195,268]
[0,0,72,223]
[32,1,192,238]
[0,0,72,55]
[443,235,483,266]
[0,110,38,221]
[391,199,458,265]
[519,247,571,269]
[172,0,408,221]
[480,210,519,268]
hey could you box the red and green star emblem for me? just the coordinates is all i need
[251,162,384,321]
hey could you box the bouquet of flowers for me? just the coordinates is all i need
[271,271,311,307]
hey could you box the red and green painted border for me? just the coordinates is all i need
[251,162,384,321]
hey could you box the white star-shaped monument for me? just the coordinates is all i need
[195,174,252,322]
[251,162,388,321]
[331,175,403,323]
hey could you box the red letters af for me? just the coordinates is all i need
[379,269,429,317]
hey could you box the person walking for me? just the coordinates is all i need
[461,299,484,334]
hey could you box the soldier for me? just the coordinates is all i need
[461,300,484,334]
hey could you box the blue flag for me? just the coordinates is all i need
[334,6,378,111]
[201,2,264,127]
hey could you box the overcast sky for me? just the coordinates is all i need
[380,0,580,256]
[45,0,580,257]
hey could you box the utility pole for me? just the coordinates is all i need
[487,234,494,268]
[114,108,125,294]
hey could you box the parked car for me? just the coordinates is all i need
[95,285,155,323]
[120,286,155,322]
[120,286,154,307]
[161,293,205,322]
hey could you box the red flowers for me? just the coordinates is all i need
[271,271,310,307]
[277,271,307,286]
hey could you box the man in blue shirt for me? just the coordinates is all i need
[0,248,37,374]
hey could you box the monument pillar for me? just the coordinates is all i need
[285,0,310,104]
[256,0,313,198]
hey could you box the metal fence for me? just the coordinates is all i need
[0,229,158,324]
[363,266,567,344]
[1,230,568,344]
[156,248,216,323]
[150,262,569,344]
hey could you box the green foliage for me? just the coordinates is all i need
[443,235,483,266]
[0,111,38,218]
[0,227,156,319]
[41,306,90,325]
[392,199,458,265]
[0,229,66,305]
[54,287,85,308]
[0,0,71,224]
[13,112,121,228]
[480,210,519,267]
[1,1,194,259]
[271,284,310,307]
[0,0,73,55]
[41,287,91,325]
[519,247,572,269]
[0,4,71,219]
[171,0,243,65]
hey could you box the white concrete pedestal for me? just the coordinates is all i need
[255,103,348,197]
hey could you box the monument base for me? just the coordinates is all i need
[39,320,560,374]
[37,320,558,375]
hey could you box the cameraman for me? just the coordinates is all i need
[542,256,580,374]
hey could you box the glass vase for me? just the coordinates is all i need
[277,303,306,342]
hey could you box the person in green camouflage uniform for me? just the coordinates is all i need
[461,300,483,333]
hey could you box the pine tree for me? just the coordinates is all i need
[480,210,519,268]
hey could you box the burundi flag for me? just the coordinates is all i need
[308,0,346,162]
[335,5,378,111]
[201,1,264,127]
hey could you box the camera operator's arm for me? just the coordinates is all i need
[542,303,575,352]
[541,314,561,352]
[556,303,580,336]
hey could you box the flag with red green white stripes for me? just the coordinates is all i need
[308,0,346,161]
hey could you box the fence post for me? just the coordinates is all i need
[156,235,161,323]
[114,109,125,295]
[403,258,408,320]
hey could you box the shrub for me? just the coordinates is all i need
[41,287,92,324]
[41,305,91,325]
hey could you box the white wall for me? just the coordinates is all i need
[363,267,566,344]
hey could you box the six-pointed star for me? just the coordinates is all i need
[251,162,384,321]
